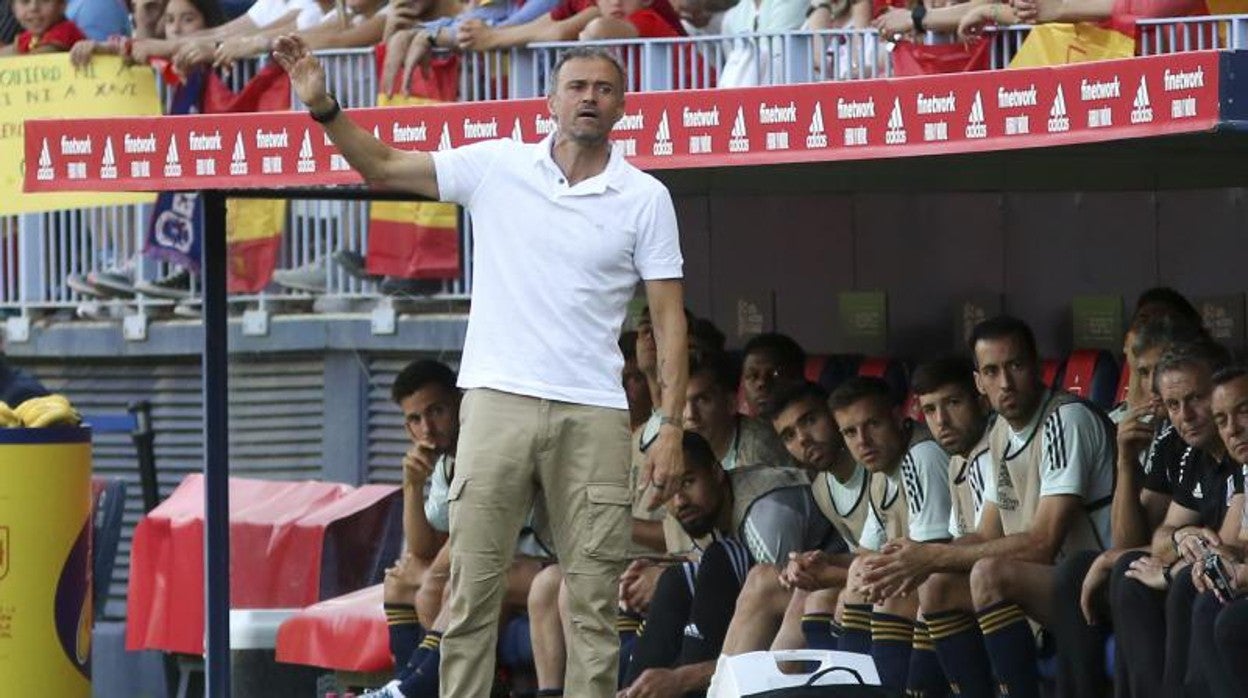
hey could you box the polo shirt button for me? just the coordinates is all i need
[558,178,565,185]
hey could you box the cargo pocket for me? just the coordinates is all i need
[579,483,632,564]
[446,476,469,529]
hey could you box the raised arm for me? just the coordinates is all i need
[271,34,440,198]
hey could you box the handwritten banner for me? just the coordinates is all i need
[3,54,160,215]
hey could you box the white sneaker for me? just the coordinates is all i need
[272,260,328,294]
[359,680,406,697]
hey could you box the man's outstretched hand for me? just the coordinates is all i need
[271,35,331,113]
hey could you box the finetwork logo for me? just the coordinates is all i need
[1131,76,1154,124]
[966,92,987,139]
[37,138,54,181]
[806,102,828,148]
[100,137,117,179]
[653,110,673,156]
[230,133,248,176]
[297,129,315,173]
[164,135,182,177]
[1048,87,1070,133]
[729,106,749,153]
[885,98,906,144]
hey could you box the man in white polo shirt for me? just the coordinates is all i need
[273,37,689,698]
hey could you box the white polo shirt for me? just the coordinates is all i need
[431,134,683,409]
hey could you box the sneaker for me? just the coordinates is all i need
[272,260,327,294]
[88,265,136,298]
[66,273,109,298]
[135,268,193,300]
[360,680,405,697]
[172,299,201,319]
[379,277,444,297]
[331,250,379,281]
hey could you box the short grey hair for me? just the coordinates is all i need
[1153,338,1231,391]
[548,46,628,96]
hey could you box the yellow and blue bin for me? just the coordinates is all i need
[0,426,93,695]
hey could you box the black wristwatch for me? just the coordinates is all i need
[911,4,928,33]
[309,94,341,124]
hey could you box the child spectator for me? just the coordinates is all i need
[1,0,86,54]
[581,0,684,39]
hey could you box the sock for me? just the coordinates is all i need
[906,620,948,698]
[397,630,442,683]
[801,613,838,650]
[617,610,643,689]
[976,602,1040,698]
[396,630,442,697]
[870,611,914,690]
[926,610,994,698]
[384,604,422,677]
[839,604,873,654]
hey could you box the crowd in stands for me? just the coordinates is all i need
[360,286,1248,698]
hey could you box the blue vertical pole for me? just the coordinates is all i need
[201,191,231,697]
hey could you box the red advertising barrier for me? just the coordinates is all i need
[24,52,1220,193]
[125,475,400,656]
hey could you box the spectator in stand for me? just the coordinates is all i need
[0,0,85,55]
[580,0,684,39]
[453,0,683,51]
[67,0,129,41]
[0,337,49,406]
[379,0,560,96]
[212,0,393,70]
[69,0,166,65]
[740,332,806,418]
[674,0,732,35]
[153,0,331,74]
[1012,0,1204,26]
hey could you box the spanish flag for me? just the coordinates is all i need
[202,63,291,293]
[1009,21,1135,68]
[893,38,991,76]
[367,48,462,280]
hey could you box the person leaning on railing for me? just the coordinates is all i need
[378,0,558,96]
[870,0,1021,42]
[212,0,393,72]
[68,0,189,66]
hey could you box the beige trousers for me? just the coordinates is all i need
[441,389,632,697]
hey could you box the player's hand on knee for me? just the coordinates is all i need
[1124,555,1169,591]
[622,668,682,698]
[1080,550,1115,624]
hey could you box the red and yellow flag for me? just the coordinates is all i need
[368,49,462,280]
[202,63,291,293]
[1009,22,1135,68]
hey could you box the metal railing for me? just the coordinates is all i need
[1139,14,1248,53]
[6,17,1246,320]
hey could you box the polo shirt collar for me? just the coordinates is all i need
[534,131,625,195]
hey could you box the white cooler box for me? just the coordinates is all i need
[707,649,885,698]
